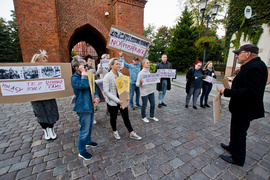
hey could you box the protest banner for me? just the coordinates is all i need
[213,86,221,124]
[107,25,151,58]
[157,69,176,78]
[115,75,130,109]
[203,75,216,84]
[0,63,73,104]
[141,73,160,85]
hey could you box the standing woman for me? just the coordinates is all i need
[185,61,203,109]
[103,58,142,140]
[136,59,159,123]
[200,61,216,108]
[30,50,59,140]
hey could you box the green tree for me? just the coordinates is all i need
[166,6,199,71]
[7,11,22,62]
[148,26,175,63]
[0,18,17,62]
[0,11,22,63]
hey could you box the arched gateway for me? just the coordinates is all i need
[14,0,147,62]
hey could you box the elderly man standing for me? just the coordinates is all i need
[219,44,268,166]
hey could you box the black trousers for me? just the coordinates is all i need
[107,103,133,132]
[39,123,54,129]
[229,114,251,165]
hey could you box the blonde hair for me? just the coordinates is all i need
[71,55,86,69]
[108,58,119,70]
[101,54,110,59]
[140,59,149,70]
[31,50,48,63]
[203,61,214,71]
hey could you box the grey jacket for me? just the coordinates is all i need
[103,71,122,106]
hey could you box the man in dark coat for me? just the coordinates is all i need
[219,44,268,166]
[155,54,173,108]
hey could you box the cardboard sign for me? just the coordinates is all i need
[213,86,221,124]
[203,75,216,84]
[1,79,65,96]
[221,79,231,89]
[106,25,151,58]
[157,69,176,78]
[115,75,130,109]
[0,63,73,104]
[141,73,160,85]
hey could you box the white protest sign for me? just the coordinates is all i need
[203,75,216,84]
[95,79,104,92]
[107,25,151,58]
[101,59,110,69]
[157,69,176,78]
[1,79,65,96]
[141,73,160,85]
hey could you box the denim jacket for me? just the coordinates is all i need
[71,72,99,113]
[121,53,149,84]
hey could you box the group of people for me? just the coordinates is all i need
[185,60,216,109]
[29,44,268,167]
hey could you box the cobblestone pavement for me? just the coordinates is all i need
[0,85,270,180]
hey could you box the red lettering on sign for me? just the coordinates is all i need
[109,39,123,47]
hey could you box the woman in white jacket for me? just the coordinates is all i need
[103,58,142,140]
[136,59,159,123]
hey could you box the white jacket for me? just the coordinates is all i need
[136,68,155,97]
[103,71,122,106]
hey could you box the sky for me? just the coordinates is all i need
[0,0,224,37]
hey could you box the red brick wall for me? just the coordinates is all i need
[14,0,147,65]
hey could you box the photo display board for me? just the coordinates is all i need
[0,63,73,104]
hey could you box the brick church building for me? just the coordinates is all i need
[14,0,147,63]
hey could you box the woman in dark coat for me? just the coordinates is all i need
[185,61,203,109]
[200,61,216,108]
[30,50,59,140]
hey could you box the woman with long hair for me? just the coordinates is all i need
[200,61,216,108]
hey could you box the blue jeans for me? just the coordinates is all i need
[129,83,140,106]
[186,87,201,106]
[158,79,167,104]
[141,92,155,118]
[200,83,213,105]
[77,112,94,154]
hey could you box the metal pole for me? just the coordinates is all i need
[203,15,210,67]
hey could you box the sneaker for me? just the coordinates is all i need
[204,104,211,107]
[113,131,121,140]
[43,128,50,140]
[136,104,142,107]
[185,105,188,108]
[47,127,57,140]
[78,152,92,160]
[150,117,159,121]
[130,105,135,110]
[86,142,98,148]
[158,104,162,108]
[142,117,149,123]
[93,120,97,124]
[130,132,142,140]
[161,102,167,106]
[200,104,205,108]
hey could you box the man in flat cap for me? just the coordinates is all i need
[219,44,268,166]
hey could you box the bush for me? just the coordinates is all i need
[150,64,156,73]
[214,63,226,73]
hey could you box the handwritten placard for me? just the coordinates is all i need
[141,73,160,85]
[101,59,110,68]
[107,25,151,58]
[1,79,65,96]
[157,69,176,78]
[115,75,130,95]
